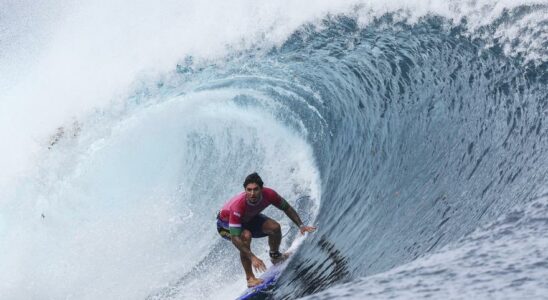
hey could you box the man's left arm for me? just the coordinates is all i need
[280,197,317,234]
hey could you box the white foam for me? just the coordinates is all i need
[0,90,321,299]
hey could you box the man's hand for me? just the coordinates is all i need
[299,225,317,235]
[251,255,266,273]
[284,205,317,235]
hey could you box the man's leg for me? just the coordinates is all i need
[239,229,256,280]
[261,219,282,253]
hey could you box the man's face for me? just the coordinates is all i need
[245,183,262,204]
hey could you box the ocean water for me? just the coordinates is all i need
[0,1,546,299]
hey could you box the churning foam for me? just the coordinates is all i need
[0,90,320,299]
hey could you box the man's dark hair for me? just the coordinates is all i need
[243,172,264,188]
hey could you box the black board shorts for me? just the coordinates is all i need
[216,213,270,240]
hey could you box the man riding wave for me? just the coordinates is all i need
[216,172,316,287]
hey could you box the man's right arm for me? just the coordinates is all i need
[231,235,253,258]
[232,234,267,272]
[228,209,254,258]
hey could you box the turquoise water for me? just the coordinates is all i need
[0,2,546,299]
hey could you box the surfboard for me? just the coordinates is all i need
[236,254,291,300]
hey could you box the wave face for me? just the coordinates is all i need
[1,2,547,300]
[269,16,548,299]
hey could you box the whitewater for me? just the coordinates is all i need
[0,1,546,299]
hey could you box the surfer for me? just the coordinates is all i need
[216,172,316,288]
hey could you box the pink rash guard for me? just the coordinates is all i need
[219,187,289,236]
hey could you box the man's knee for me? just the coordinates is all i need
[264,220,281,234]
[241,230,252,241]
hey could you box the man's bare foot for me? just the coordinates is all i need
[247,277,263,288]
[270,252,290,264]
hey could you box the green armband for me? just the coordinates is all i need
[279,199,289,211]
[229,227,242,236]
